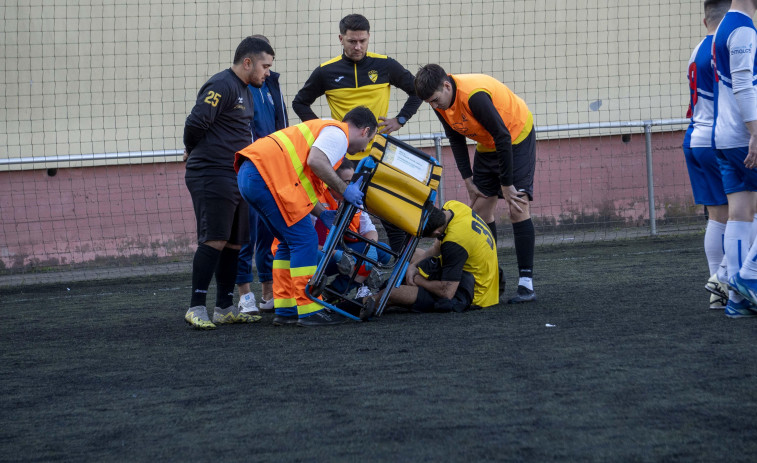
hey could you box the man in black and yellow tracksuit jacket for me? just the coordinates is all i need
[292,13,423,252]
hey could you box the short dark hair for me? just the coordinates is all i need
[704,0,731,26]
[250,34,270,44]
[339,14,370,34]
[421,207,447,238]
[415,64,449,100]
[336,158,356,174]
[233,36,275,64]
[342,106,378,135]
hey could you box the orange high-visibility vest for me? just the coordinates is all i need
[436,74,532,149]
[269,190,362,254]
[235,120,348,227]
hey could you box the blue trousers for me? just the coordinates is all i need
[237,160,321,318]
[235,205,275,285]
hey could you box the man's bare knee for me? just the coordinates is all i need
[473,197,497,223]
[509,203,531,223]
[707,205,729,224]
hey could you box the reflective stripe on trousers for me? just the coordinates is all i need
[238,160,322,318]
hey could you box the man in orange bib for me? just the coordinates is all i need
[235,106,377,326]
[415,64,537,304]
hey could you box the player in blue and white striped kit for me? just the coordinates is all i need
[711,0,757,318]
[684,0,731,310]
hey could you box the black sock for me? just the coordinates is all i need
[512,219,535,280]
[191,243,221,307]
[486,221,498,245]
[214,247,240,309]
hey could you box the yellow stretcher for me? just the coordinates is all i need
[306,134,443,320]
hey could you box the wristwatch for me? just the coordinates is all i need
[397,116,407,126]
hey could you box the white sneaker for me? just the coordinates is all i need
[709,292,727,310]
[356,285,373,299]
[238,292,259,315]
[259,297,274,312]
[705,273,728,301]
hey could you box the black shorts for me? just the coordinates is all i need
[185,174,249,245]
[472,128,536,200]
[413,256,475,313]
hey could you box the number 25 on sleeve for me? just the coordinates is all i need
[203,91,221,107]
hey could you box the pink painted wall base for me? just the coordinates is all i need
[0,131,698,271]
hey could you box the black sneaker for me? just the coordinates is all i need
[498,267,506,297]
[272,314,299,326]
[359,296,377,321]
[365,267,384,293]
[336,253,356,275]
[297,309,348,327]
[507,285,536,304]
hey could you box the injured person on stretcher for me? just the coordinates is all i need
[315,159,392,303]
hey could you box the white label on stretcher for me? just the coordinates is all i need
[383,144,431,183]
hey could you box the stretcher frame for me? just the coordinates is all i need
[305,134,443,320]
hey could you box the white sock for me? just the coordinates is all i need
[705,220,726,276]
[725,221,751,291]
[717,255,728,283]
[518,277,533,291]
[739,236,757,280]
[750,213,757,245]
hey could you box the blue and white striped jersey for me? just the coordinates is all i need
[684,35,716,149]
[713,10,757,149]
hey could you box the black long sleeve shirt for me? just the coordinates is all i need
[435,80,515,186]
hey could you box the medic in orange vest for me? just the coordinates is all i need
[235,106,378,326]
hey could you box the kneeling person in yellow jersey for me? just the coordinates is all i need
[360,201,500,320]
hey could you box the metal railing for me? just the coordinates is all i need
[394,118,690,236]
[0,149,184,166]
[1,118,690,235]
